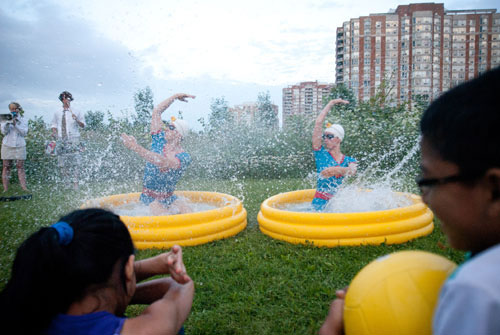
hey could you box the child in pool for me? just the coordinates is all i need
[311,99,357,211]
[319,67,500,335]
[0,208,194,335]
[121,93,195,216]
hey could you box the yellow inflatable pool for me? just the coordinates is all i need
[82,191,247,249]
[257,189,434,247]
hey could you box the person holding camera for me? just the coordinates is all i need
[51,91,85,189]
[1,102,29,192]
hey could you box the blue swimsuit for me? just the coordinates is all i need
[140,130,191,207]
[44,311,125,335]
[312,146,356,211]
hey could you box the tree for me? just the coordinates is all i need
[84,110,105,131]
[133,86,154,129]
[257,91,278,129]
[207,97,233,131]
[412,94,430,112]
[327,84,357,106]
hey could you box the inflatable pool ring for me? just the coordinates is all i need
[257,189,434,247]
[82,191,247,249]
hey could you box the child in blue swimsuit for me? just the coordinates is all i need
[311,99,357,211]
[122,93,195,214]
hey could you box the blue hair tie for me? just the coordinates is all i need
[51,221,74,246]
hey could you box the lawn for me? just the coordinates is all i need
[0,178,464,334]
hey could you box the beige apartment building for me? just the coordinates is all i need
[336,3,500,103]
[229,102,279,128]
[282,81,334,128]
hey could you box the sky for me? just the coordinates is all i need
[0,0,498,129]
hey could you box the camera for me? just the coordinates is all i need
[0,114,13,123]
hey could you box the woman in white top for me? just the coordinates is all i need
[1,102,29,192]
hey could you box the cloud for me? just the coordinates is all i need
[0,4,145,119]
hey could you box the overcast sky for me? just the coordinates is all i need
[0,0,498,129]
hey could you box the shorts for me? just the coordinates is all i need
[1,145,27,160]
[140,193,178,207]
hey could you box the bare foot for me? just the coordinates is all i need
[150,201,173,216]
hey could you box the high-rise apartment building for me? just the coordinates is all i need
[282,81,334,128]
[229,102,279,128]
[336,3,500,103]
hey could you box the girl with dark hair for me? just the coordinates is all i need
[0,208,194,335]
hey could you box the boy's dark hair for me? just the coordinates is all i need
[59,91,74,102]
[420,66,500,177]
[0,208,134,334]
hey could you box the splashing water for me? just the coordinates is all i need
[110,197,218,216]
[279,184,413,213]
[324,184,413,213]
[279,135,422,213]
[381,137,421,184]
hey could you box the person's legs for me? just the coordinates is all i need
[150,200,172,215]
[69,152,81,190]
[57,154,69,186]
[171,198,192,214]
[312,197,328,211]
[16,160,28,191]
[2,160,12,192]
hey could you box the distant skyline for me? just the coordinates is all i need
[1,0,498,129]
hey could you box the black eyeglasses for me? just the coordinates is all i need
[322,134,335,140]
[415,174,478,192]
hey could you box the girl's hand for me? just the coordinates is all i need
[164,245,190,284]
[347,163,358,176]
[174,93,196,102]
[121,133,138,149]
[325,99,349,109]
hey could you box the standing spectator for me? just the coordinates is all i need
[1,102,29,192]
[51,91,85,189]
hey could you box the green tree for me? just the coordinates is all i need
[412,94,430,112]
[84,110,105,131]
[257,91,278,129]
[207,97,233,131]
[133,86,154,130]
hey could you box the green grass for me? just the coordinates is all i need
[0,178,464,335]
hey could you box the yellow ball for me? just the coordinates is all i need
[343,250,457,335]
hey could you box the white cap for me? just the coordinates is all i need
[324,124,345,141]
[172,118,189,138]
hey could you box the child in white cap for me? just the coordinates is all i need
[311,99,357,211]
[121,93,195,215]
